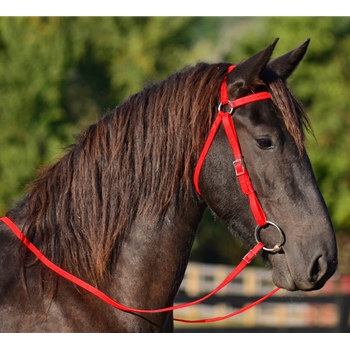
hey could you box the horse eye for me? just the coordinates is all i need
[256,138,272,149]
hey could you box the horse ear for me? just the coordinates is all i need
[226,38,279,99]
[268,38,310,80]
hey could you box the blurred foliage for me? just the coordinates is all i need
[0,17,350,271]
[0,17,227,212]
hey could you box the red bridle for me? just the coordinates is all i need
[0,65,284,325]
[194,64,272,227]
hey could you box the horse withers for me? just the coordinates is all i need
[0,38,337,332]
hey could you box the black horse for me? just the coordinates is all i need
[0,38,337,332]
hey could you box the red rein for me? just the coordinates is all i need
[0,216,280,323]
[0,65,281,324]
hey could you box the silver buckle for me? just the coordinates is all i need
[233,159,245,176]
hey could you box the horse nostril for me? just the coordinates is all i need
[309,255,327,284]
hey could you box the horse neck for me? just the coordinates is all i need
[92,194,205,331]
[120,194,205,268]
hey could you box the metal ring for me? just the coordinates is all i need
[218,102,234,115]
[254,221,285,253]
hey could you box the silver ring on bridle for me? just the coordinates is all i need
[254,221,285,253]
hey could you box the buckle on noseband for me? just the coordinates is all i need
[254,221,285,253]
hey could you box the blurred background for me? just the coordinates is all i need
[0,17,349,331]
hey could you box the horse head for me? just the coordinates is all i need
[197,38,338,291]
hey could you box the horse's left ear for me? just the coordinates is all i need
[226,38,279,99]
[268,38,310,80]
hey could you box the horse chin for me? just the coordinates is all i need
[267,254,299,291]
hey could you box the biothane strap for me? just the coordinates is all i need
[193,65,272,227]
[0,215,280,323]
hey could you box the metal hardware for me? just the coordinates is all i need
[233,159,245,176]
[254,221,285,253]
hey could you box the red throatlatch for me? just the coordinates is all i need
[193,65,272,227]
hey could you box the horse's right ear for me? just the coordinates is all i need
[226,38,279,99]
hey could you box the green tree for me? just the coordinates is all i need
[0,17,226,213]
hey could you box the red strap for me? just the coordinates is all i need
[193,111,223,195]
[0,216,280,322]
[219,64,235,104]
[174,287,280,323]
[193,66,270,227]
[221,112,267,226]
[232,92,272,109]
